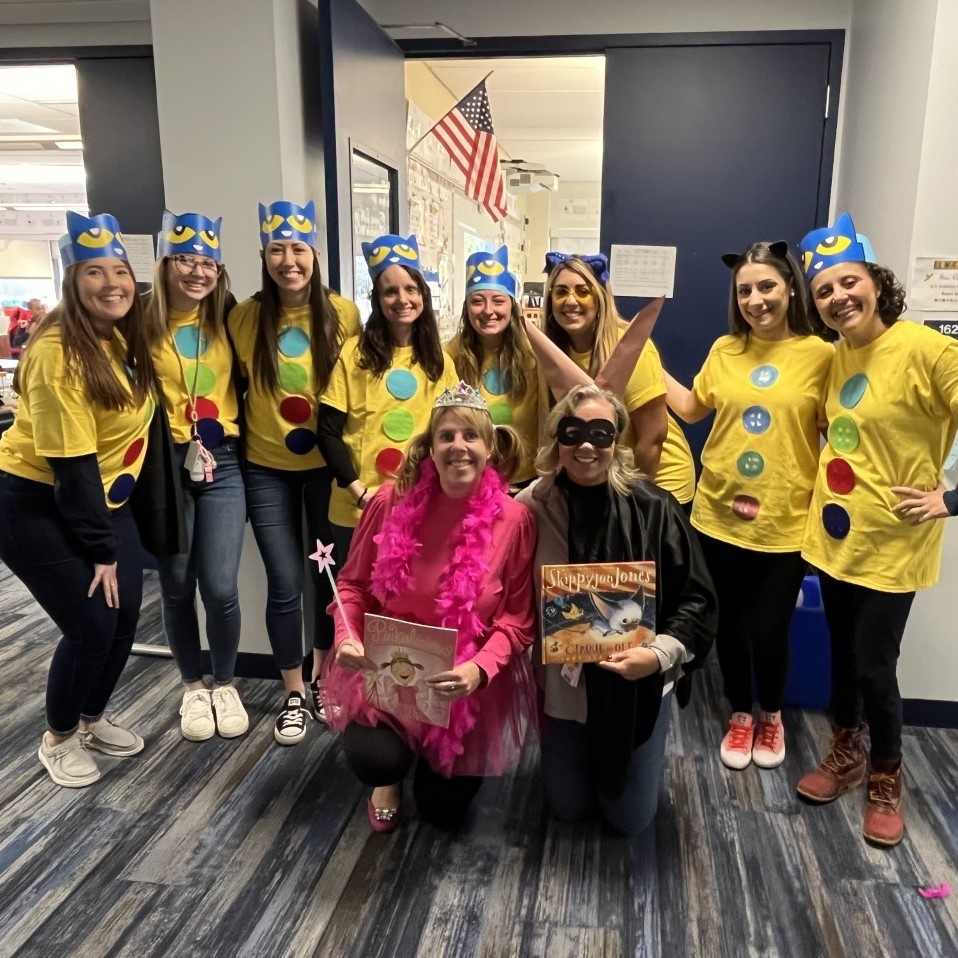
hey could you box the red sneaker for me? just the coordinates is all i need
[720,712,755,770]
[752,711,786,769]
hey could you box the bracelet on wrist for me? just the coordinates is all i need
[357,488,369,506]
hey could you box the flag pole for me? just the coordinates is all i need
[407,70,494,155]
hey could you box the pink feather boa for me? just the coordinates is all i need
[369,459,506,775]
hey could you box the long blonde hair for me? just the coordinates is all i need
[454,298,535,403]
[542,256,624,375]
[536,383,642,496]
[141,257,232,350]
[395,405,521,494]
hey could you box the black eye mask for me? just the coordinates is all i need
[556,416,617,449]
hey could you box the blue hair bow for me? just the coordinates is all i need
[544,251,609,284]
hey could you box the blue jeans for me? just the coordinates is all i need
[0,472,143,734]
[541,690,673,836]
[244,462,334,669]
[155,440,246,685]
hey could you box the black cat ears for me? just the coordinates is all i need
[721,240,789,270]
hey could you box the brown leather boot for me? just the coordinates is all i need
[863,757,904,846]
[796,723,867,803]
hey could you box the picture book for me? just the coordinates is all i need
[362,613,458,729]
[540,561,656,665]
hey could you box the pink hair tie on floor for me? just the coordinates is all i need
[918,883,950,899]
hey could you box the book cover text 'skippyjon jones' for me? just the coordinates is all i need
[362,614,457,729]
[540,562,656,665]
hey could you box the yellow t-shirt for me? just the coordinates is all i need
[228,293,361,471]
[444,336,546,483]
[569,333,696,502]
[0,329,153,508]
[151,305,241,446]
[691,333,834,551]
[802,320,958,592]
[322,337,458,527]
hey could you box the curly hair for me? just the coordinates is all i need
[535,383,643,496]
[808,261,907,328]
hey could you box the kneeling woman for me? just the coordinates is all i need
[0,212,155,787]
[517,385,716,834]
[324,384,537,830]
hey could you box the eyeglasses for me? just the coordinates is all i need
[170,255,220,276]
[551,283,594,304]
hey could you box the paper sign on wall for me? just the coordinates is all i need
[609,244,676,298]
[910,257,958,311]
[122,234,156,283]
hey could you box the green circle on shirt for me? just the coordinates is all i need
[489,401,513,425]
[828,415,860,454]
[279,362,309,393]
[736,450,765,478]
[186,363,217,397]
[383,408,414,441]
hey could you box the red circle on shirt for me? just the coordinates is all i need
[122,438,145,467]
[375,447,404,477]
[826,458,856,495]
[280,396,312,424]
[186,397,219,421]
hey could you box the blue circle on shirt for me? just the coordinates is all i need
[742,405,771,435]
[107,473,137,504]
[196,418,225,449]
[822,503,851,540]
[839,373,869,409]
[386,369,417,400]
[285,428,317,455]
[749,364,779,388]
[173,326,208,358]
[278,327,310,358]
[482,366,513,396]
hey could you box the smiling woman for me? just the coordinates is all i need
[0,211,156,789]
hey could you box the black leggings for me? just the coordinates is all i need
[699,533,807,714]
[343,723,483,829]
[0,473,144,734]
[818,572,914,760]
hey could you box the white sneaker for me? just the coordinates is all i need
[720,712,755,770]
[180,688,215,742]
[38,733,100,788]
[211,685,249,738]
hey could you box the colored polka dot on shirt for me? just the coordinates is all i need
[742,405,771,435]
[278,327,310,358]
[173,326,208,359]
[279,363,309,393]
[828,416,860,454]
[383,408,414,441]
[482,366,513,396]
[839,373,868,409]
[285,427,317,455]
[749,365,779,388]
[736,451,764,478]
[186,397,219,422]
[196,418,225,449]
[376,447,404,477]
[489,401,513,425]
[122,438,145,468]
[386,369,418,400]
[826,458,856,495]
[822,503,851,539]
[107,473,136,504]
[186,363,217,397]
[732,495,760,520]
[280,396,312,424]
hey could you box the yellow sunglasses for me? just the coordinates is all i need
[551,283,594,304]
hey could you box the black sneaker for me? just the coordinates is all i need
[273,692,311,745]
[309,677,327,725]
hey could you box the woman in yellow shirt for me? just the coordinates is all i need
[0,211,155,788]
[445,246,542,486]
[228,200,360,745]
[795,212,958,847]
[143,210,248,744]
[542,252,696,508]
[665,241,834,774]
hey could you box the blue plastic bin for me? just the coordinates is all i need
[782,574,832,710]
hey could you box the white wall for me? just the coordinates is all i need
[0,0,151,47]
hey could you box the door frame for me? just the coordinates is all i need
[398,30,844,225]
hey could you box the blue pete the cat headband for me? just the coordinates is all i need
[259,200,317,248]
[800,211,876,278]
[157,210,223,262]
[544,251,610,284]
[465,245,517,298]
[362,234,422,281]
[58,210,128,268]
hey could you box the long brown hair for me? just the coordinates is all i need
[542,256,623,375]
[141,257,232,350]
[359,266,446,381]
[253,250,343,394]
[454,297,534,403]
[16,262,154,409]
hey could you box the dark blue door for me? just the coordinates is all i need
[600,40,839,454]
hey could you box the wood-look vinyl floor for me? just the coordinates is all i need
[0,566,956,957]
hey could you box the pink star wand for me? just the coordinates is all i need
[308,539,356,641]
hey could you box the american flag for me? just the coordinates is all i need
[431,81,509,223]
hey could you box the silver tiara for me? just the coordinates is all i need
[434,381,488,411]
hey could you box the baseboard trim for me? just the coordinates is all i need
[903,699,958,729]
